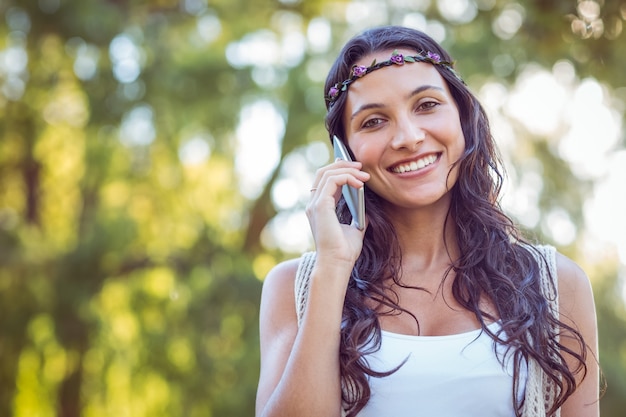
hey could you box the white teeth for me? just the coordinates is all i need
[392,154,437,173]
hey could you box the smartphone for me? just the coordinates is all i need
[333,135,365,230]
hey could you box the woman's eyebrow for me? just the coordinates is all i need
[350,102,384,121]
[406,85,444,100]
[350,85,445,120]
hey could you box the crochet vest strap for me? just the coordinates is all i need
[294,251,316,327]
[522,244,561,417]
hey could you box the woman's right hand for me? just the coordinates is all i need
[256,160,369,417]
[306,158,370,269]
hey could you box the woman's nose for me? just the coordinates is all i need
[390,117,425,151]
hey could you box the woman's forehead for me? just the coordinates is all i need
[347,60,447,100]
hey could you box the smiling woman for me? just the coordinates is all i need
[255,25,599,417]
[341,51,465,211]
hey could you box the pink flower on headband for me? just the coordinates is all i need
[390,51,404,65]
[328,85,340,100]
[352,65,367,77]
[427,52,441,63]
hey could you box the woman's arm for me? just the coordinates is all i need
[556,252,600,417]
[255,257,353,417]
[256,159,370,417]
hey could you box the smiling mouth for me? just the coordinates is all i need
[390,154,439,173]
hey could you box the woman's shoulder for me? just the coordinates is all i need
[261,253,317,303]
[525,243,591,293]
[553,251,595,316]
[517,243,593,307]
[259,256,309,338]
[262,257,302,296]
[523,242,595,320]
[554,251,589,287]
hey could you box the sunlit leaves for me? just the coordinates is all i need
[14,348,56,417]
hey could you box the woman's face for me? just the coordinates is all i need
[342,48,466,212]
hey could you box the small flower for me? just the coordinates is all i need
[328,85,340,99]
[390,50,404,65]
[351,65,367,78]
[427,52,441,63]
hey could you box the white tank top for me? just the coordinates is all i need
[295,247,557,417]
[356,322,526,417]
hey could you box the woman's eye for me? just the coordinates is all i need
[417,101,439,111]
[362,118,383,128]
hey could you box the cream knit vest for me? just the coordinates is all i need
[294,245,560,417]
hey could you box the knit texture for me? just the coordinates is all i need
[522,245,561,417]
[294,251,316,327]
[294,245,560,417]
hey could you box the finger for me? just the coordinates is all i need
[310,174,365,209]
[311,159,363,186]
[309,176,366,209]
[313,166,369,191]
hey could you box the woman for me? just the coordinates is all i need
[255,26,598,417]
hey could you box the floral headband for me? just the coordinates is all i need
[326,49,463,106]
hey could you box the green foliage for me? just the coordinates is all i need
[0,0,625,415]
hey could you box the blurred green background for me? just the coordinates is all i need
[1,0,625,416]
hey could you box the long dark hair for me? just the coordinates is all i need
[324,26,587,416]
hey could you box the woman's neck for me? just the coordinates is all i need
[384,201,459,270]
